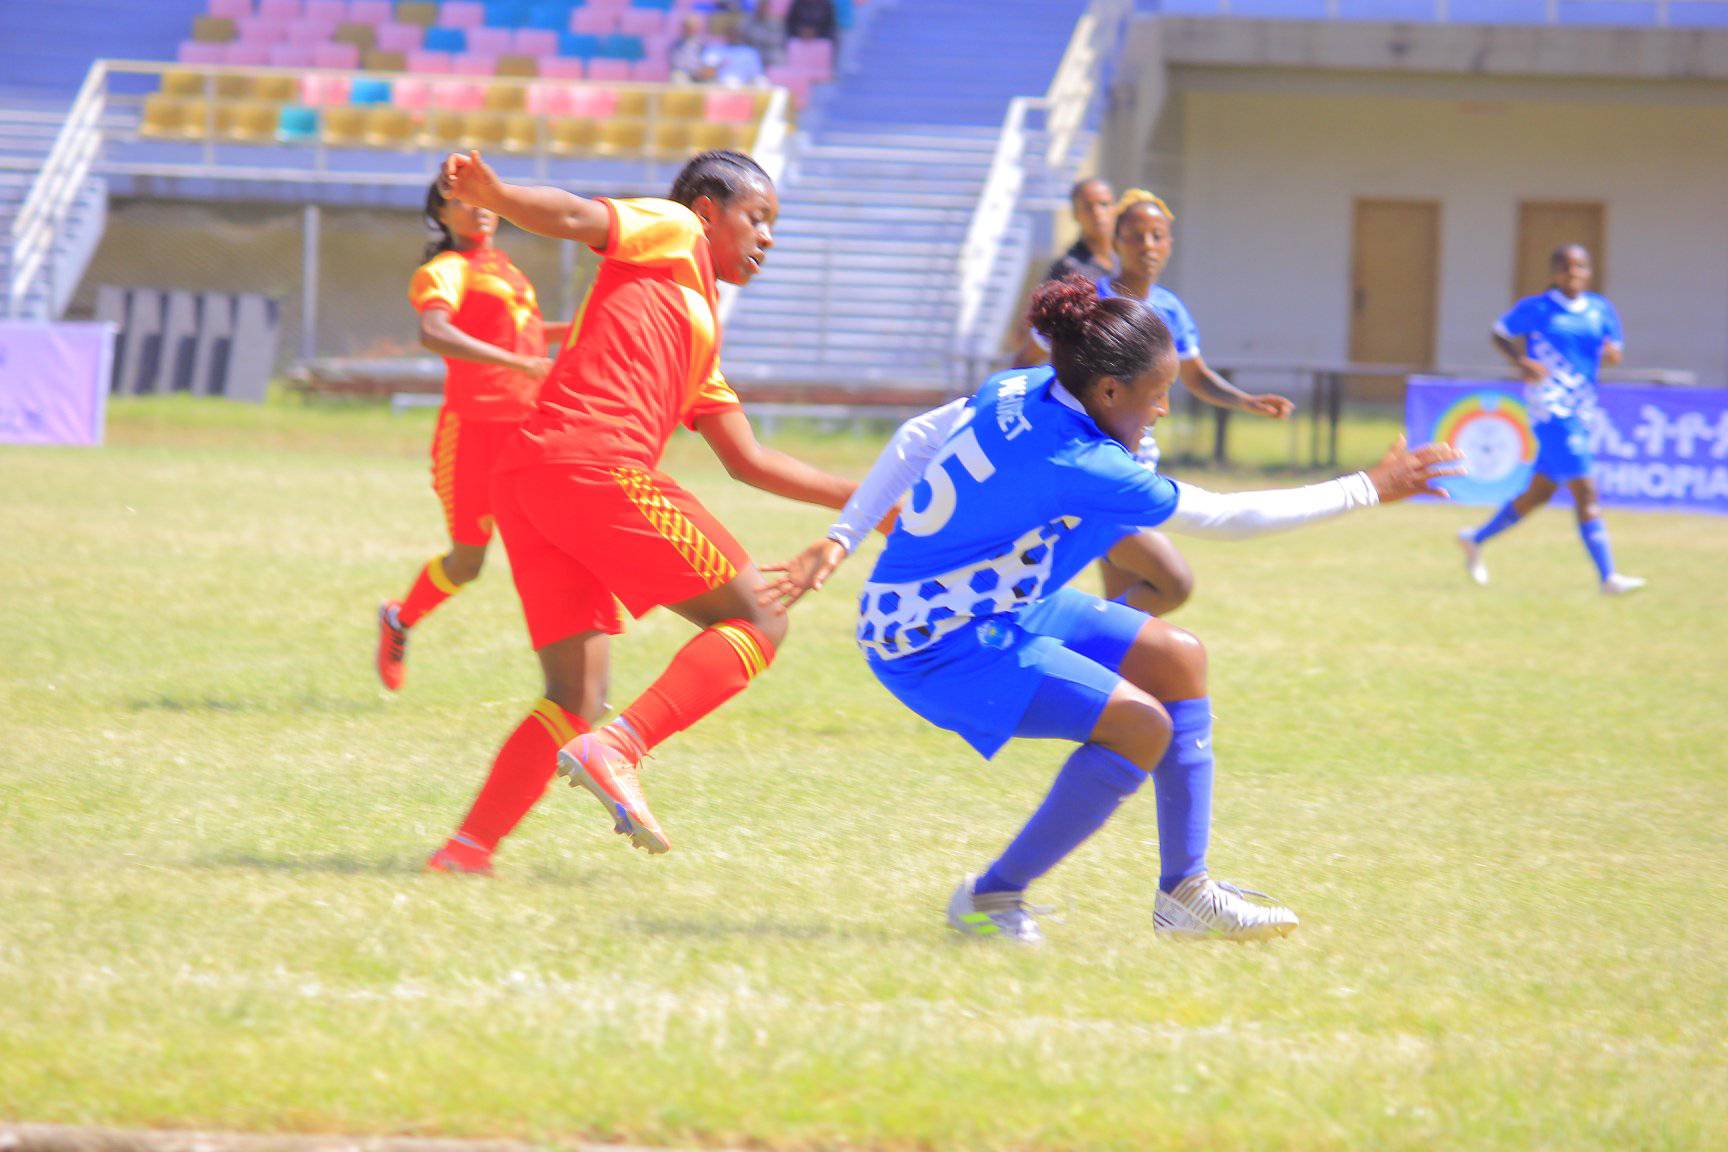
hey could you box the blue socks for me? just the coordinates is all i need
[975,743,1146,895]
[1579,517,1615,582]
[1154,697,1214,893]
[1472,502,1521,545]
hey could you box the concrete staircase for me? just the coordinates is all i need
[724,0,1092,392]
[0,102,109,320]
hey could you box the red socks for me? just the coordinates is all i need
[616,619,776,756]
[453,698,589,853]
[397,556,461,629]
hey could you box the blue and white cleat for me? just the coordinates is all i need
[1601,573,1647,597]
[946,876,1044,944]
[1154,875,1299,942]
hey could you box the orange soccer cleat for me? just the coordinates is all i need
[555,729,670,855]
[376,601,409,692]
[426,834,494,876]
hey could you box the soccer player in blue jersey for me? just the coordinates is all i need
[1459,245,1645,595]
[763,278,1461,944]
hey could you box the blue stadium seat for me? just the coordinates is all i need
[422,26,468,53]
[558,31,602,56]
[1448,0,1550,21]
[1670,1,1728,25]
[1336,0,1439,19]
[349,77,393,105]
[277,105,319,143]
[1557,0,1657,23]
[484,1,531,27]
[1229,0,1329,16]
[527,3,574,30]
[1156,0,1226,14]
[629,0,674,10]
[597,33,645,59]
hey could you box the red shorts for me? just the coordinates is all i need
[492,463,752,649]
[431,409,520,546]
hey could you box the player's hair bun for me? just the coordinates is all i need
[1029,276,1104,347]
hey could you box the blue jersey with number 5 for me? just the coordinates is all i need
[858,367,1180,660]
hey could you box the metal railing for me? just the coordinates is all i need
[6,61,108,318]
[1153,0,1722,26]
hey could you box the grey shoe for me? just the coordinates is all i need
[947,876,1043,944]
[1154,875,1299,942]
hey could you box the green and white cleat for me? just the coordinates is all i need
[947,876,1043,945]
[1154,875,1299,942]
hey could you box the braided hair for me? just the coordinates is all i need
[421,178,458,264]
[668,150,771,208]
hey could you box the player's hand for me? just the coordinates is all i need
[516,355,554,382]
[1242,393,1295,419]
[1365,435,1466,503]
[1516,357,1549,386]
[440,149,501,209]
[760,538,849,613]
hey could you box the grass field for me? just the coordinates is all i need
[3,397,1726,1152]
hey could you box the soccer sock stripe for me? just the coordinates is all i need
[397,557,458,629]
[975,742,1146,895]
[456,699,590,852]
[1153,697,1214,894]
[618,619,778,753]
[530,696,581,746]
[426,555,461,596]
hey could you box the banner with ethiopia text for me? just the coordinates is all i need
[1405,377,1728,516]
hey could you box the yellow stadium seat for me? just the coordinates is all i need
[650,118,693,159]
[596,118,647,156]
[214,73,253,100]
[320,106,367,147]
[690,120,752,153]
[459,112,510,151]
[363,49,407,72]
[548,117,600,156]
[395,1,438,27]
[416,109,463,150]
[332,22,377,51]
[250,74,299,103]
[483,83,528,112]
[501,113,541,153]
[660,87,704,121]
[613,89,648,119]
[494,55,539,79]
[161,71,206,99]
[220,101,279,145]
[192,16,237,43]
[175,99,219,140]
[364,106,416,149]
[139,94,187,139]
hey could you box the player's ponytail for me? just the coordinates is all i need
[1029,276,1173,398]
[421,178,458,264]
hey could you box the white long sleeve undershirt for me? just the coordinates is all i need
[827,398,969,552]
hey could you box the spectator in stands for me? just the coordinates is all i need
[1013,177,1116,365]
[786,0,837,42]
[701,24,767,87]
[741,2,787,66]
[670,16,711,83]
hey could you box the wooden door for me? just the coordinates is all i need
[1349,199,1440,401]
[1515,201,1605,300]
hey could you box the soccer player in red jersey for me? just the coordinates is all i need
[426,150,869,874]
[376,180,564,691]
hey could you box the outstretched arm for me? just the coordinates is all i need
[440,150,611,247]
[1165,437,1462,540]
[1179,355,1294,419]
[695,407,857,510]
[419,309,553,379]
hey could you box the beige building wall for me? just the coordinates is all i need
[1144,71,1728,388]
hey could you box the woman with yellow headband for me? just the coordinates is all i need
[1093,189,1295,615]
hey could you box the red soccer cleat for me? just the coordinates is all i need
[376,601,409,691]
[556,729,670,855]
[426,835,494,876]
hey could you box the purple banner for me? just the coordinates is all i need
[0,321,115,446]
[1407,377,1728,516]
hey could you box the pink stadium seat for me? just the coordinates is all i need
[587,0,629,9]
[452,53,499,75]
[344,0,392,23]
[568,86,618,118]
[258,0,301,18]
[616,9,665,37]
[704,90,755,122]
[376,22,424,51]
[302,73,352,104]
[440,1,485,29]
[235,14,291,41]
[785,36,833,78]
[466,27,512,54]
[392,77,434,108]
[765,64,810,106]
[631,58,669,82]
[312,41,361,68]
[569,8,619,34]
[586,58,630,81]
[432,80,487,110]
[407,50,455,73]
[539,57,584,79]
[269,43,317,66]
[304,0,346,23]
[209,0,254,19]
[224,42,271,65]
[287,17,339,43]
[511,28,557,55]
[178,40,227,64]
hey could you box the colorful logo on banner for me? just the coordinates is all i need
[1407,377,1728,516]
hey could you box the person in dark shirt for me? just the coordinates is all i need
[1046,177,1115,283]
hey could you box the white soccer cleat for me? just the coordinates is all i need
[1154,875,1299,942]
[947,876,1043,944]
[1601,573,1647,597]
[1457,529,1489,586]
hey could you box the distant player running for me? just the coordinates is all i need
[764,278,1460,943]
[376,180,562,691]
[426,150,867,875]
[1459,245,1645,595]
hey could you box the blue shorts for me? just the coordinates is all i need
[1533,415,1593,483]
[865,587,1149,759]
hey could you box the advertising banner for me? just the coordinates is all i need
[0,321,116,447]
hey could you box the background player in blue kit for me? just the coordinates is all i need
[1460,245,1646,595]
[764,278,1461,945]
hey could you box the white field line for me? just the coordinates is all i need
[2,1125,734,1152]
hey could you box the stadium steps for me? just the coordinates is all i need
[0,103,109,320]
[724,0,1092,390]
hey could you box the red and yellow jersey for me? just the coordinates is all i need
[499,197,742,473]
[409,245,547,422]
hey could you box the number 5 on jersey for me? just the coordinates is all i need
[903,409,996,537]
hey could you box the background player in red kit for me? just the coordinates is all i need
[376,180,564,691]
[427,149,870,874]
